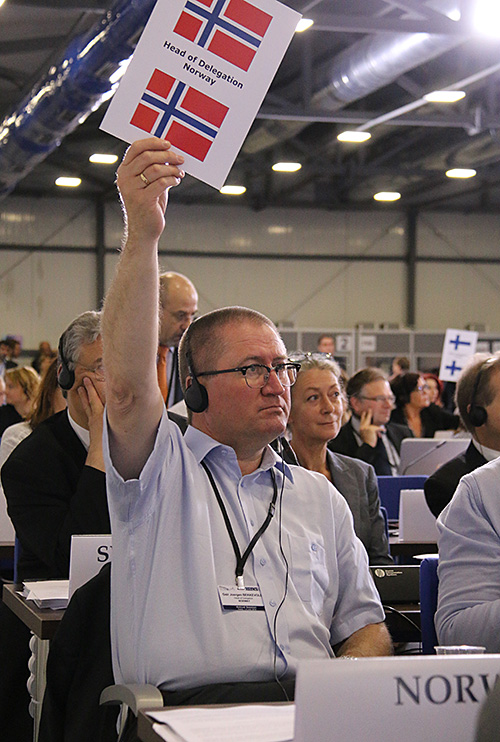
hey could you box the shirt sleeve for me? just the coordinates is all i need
[435,471,500,652]
[327,486,386,647]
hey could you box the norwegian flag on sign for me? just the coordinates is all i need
[174,0,273,72]
[130,69,229,161]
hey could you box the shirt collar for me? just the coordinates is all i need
[67,408,90,450]
[472,437,500,462]
[184,425,294,482]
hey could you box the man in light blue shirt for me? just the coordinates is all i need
[436,455,500,652]
[100,138,391,708]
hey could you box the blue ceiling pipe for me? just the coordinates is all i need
[0,0,157,200]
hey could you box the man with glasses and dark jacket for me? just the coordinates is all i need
[329,367,413,475]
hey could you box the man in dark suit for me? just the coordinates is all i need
[424,353,500,518]
[158,271,198,408]
[328,367,412,475]
[2,310,109,580]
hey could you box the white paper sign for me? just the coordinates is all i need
[69,534,112,598]
[295,655,500,742]
[439,328,478,383]
[100,0,301,189]
[336,334,352,352]
[359,334,376,353]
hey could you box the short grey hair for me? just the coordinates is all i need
[58,311,102,370]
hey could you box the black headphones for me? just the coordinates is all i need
[468,359,495,428]
[57,335,75,391]
[183,347,209,413]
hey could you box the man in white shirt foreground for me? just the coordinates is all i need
[100,138,391,727]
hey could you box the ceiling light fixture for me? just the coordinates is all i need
[424,90,466,103]
[272,162,302,172]
[89,153,118,164]
[474,0,500,37]
[446,168,477,178]
[55,177,81,187]
[373,191,401,202]
[296,18,313,32]
[220,185,246,195]
[337,131,372,143]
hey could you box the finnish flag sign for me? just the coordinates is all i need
[101,0,301,189]
[439,328,478,383]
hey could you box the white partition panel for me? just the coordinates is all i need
[416,262,500,331]
[0,251,97,348]
[1,196,95,247]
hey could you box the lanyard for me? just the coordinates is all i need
[201,460,278,589]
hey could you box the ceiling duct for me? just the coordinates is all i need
[243,1,467,155]
[0,0,156,201]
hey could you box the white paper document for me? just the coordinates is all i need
[101,0,301,189]
[148,703,294,742]
[23,580,69,609]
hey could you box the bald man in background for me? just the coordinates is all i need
[158,272,198,407]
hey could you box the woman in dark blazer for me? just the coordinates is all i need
[390,372,460,438]
[287,354,392,565]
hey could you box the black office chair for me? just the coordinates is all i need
[38,562,119,742]
[419,555,439,654]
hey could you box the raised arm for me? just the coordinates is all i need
[102,138,184,479]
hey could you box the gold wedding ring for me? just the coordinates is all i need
[139,172,150,187]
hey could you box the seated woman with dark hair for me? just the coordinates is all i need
[286,354,392,565]
[423,372,444,408]
[390,372,459,438]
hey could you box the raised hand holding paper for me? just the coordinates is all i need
[100,0,301,189]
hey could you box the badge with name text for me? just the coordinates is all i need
[218,584,265,610]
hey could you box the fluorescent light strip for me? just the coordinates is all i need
[446,168,476,179]
[373,191,401,202]
[424,90,466,103]
[55,177,81,187]
[337,131,371,143]
[220,185,246,195]
[272,162,302,172]
[89,154,118,164]
[296,18,313,32]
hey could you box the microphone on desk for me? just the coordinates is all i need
[400,440,448,475]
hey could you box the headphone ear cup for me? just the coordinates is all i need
[469,404,487,428]
[58,336,75,391]
[184,376,208,413]
[57,363,75,391]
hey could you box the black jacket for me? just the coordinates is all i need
[328,417,412,475]
[424,440,486,517]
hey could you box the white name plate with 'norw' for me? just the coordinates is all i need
[294,655,500,742]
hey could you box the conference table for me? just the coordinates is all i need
[389,536,438,560]
[2,583,65,742]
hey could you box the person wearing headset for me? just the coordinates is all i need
[100,138,391,732]
[435,357,500,652]
[424,353,500,518]
[1,310,109,580]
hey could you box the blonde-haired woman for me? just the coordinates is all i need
[0,366,40,437]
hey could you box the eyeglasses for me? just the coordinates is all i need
[357,394,395,404]
[288,351,334,362]
[76,361,105,382]
[196,362,301,389]
[170,310,198,323]
[416,384,430,392]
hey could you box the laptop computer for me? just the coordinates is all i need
[369,565,420,604]
[398,437,468,475]
[294,655,500,742]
